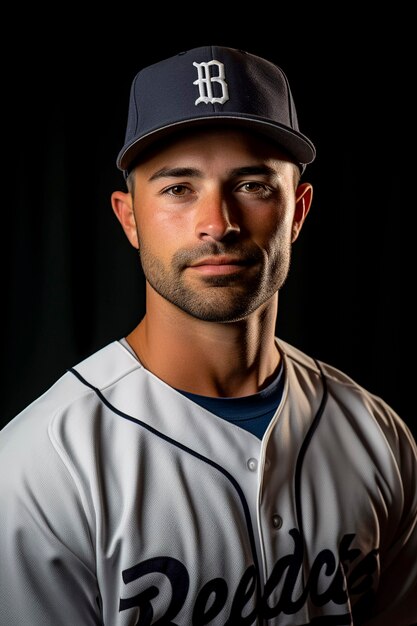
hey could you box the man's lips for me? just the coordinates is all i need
[187,256,252,275]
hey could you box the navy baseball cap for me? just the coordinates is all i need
[117,45,316,177]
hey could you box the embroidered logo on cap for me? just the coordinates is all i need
[193,60,229,106]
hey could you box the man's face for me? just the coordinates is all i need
[130,128,301,323]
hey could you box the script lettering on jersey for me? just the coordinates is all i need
[119,529,378,625]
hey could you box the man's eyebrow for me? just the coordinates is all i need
[229,165,279,177]
[148,164,279,182]
[148,167,201,181]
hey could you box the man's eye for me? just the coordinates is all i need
[241,182,263,192]
[166,185,189,196]
[239,182,274,198]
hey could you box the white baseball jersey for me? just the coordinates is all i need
[1,338,416,625]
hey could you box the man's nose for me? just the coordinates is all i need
[194,190,240,242]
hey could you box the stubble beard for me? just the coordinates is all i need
[138,241,292,323]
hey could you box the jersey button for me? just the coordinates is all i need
[272,514,283,529]
[247,458,258,472]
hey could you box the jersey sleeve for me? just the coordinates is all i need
[369,409,417,625]
[0,407,102,626]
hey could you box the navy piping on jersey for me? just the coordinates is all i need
[294,360,328,595]
[294,359,328,538]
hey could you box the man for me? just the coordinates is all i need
[1,46,416,625]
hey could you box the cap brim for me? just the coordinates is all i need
[117,115,316,173]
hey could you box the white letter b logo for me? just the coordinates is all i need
[193,60,229,105]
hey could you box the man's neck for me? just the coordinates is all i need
[126,291,281,398]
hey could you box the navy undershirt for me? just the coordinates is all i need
[178,363,284,440]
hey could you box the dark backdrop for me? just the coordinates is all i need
[3,11,415,440]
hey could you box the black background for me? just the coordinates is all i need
[2,10,415,440]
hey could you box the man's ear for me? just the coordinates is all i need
[292,182,313,243]
[111,191,139,249]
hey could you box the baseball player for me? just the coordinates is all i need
[1,46,416,626]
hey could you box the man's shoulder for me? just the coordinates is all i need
[278,337,379,397]
[1,340,140,434]
[69,339,140,389]
[278,337,415,451]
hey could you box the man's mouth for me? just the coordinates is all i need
[188,256,252,275]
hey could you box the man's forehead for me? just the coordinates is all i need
[145,163,290,184]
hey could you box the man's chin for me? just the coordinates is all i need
[174,297,261,323]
